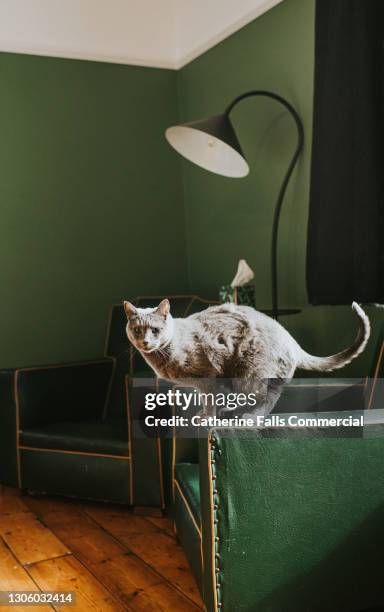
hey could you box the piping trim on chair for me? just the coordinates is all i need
[125,375,134,505]
[173,478,202,538]
[171,401,177,504]
[19,445,130,460]
[16,358,113,373]
[155,378,166,511]
[102,356,117,420]
[157,436,165,510]
[13,371,22,489]
[208,431,221,611]
[368,340,384,410]
[104,306,114,357]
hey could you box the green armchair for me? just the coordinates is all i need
[196,425,384,612]
[172,341,384,611]
[0,294,215,508]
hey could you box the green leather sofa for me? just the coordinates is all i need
[0,294,214,508]
[173,344,384,611]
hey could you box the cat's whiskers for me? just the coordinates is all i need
[156,346,169,361]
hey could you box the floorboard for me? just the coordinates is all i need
[0,539,53,611]
[0,488,203,611]
[24,498,199,611]
[0,486,30,515]
[84,505,202,606]
[0,511,70,566]
[28,556,125,612]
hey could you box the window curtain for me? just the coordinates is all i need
[306,0,384,305]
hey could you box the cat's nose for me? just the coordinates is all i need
[143,340,149,348]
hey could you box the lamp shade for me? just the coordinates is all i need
[165,114,249,178]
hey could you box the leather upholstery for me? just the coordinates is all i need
[16,359,114,429]
[174,422,384,611]
[20,418,129,456]
[13,358,124,502]
[126,375,164,507]
[202,428,384,611]
[275,377,367,413]
[172,334,384,611]
[20,448,131,503]
[0,295,215,508]
[174,470,203,594]
[174,463,201,525]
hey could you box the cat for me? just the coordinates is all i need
[123,299,370,417]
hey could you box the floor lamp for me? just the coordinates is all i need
[165,90,304,319]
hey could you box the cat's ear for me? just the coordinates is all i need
[123,301,137,319]
[156,299,170,318]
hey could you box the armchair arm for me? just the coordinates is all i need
[171,383,202,464]
[170,385,200,509]
[16,358,115,430]
[125,376,200,509]
[199,426,384,612]
[125,374,165,508]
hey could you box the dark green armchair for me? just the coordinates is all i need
[172,341,384,611]
[0,294,215,508]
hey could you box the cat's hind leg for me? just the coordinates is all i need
[218,376,268,418]
[240,377,289,422]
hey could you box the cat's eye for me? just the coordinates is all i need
[133,327,141,335]
[152,327,159,335]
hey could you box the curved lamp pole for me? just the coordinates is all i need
[165,90,304,320]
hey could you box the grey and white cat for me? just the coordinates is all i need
[124,300,370,416]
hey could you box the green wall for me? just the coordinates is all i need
[177,0,382,376]
[178,0,314,306]
[0,53,187,367]
[0,0,381,374]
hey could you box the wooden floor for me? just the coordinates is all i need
[0,486,203,611]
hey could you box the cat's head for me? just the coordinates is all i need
[123,299,173,353]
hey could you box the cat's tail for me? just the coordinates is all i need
[298,302,370,372]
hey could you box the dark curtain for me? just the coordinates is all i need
[307,0,384,305]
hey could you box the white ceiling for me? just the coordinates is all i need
[0,0,282,69]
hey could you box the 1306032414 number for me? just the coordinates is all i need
[0,591,76,606]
